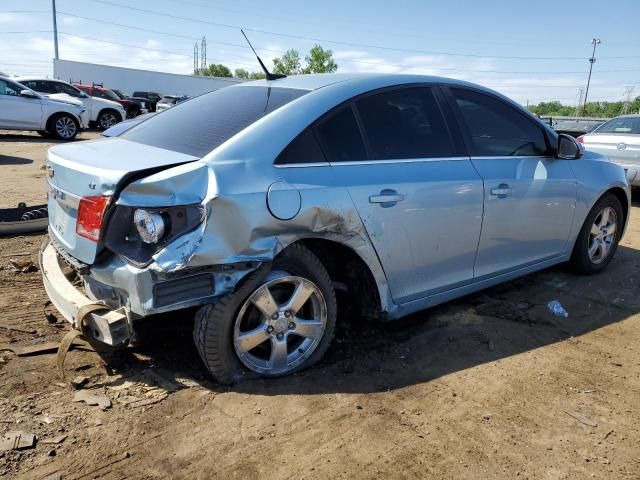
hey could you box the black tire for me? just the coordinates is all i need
[569,193,623,275]
[193,244,337,384]
[48,113,79,141]
[97,109,121,130]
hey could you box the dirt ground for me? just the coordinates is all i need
[1,134,639,479]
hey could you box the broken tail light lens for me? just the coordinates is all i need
[76,195,111,242]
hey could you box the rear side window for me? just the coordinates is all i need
[596,117,640,134]
[275,128,326,165]
[314,106,366,162]
[122,86,307,157]
[452,88,548,157]
[356,87,454,159]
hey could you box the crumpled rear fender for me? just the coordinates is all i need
[116,160,393,314]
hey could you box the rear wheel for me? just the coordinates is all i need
[193,244,337,384]
[569,193,623,274]
[49,113,79,141]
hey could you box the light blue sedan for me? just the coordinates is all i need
[40,73,630,383]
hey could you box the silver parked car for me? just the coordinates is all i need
[40,74,630,383]
[579,114,640,186]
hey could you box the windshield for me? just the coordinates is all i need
[102,89,121,101]
[595,117,640,135]
[121,86,308,157]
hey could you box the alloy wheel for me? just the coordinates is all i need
[100,113,118,129]
[588,206,617,264]
[55,116,77,139]
[233,271,327,375]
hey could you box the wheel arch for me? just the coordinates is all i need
[97,107,122,123]
[283,237,384,322]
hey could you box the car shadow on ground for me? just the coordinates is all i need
[0,132,93,144]
[0,155,33,165]
[98,237,640,396]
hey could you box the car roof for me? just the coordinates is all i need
[235,72,481,92]
[14,76,67,82]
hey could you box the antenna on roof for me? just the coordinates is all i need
[241,29,286,81]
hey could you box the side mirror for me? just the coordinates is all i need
[20,89,38,99]
[557,134,584,160]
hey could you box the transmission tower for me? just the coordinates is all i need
[621,86,635,115]
[201,36,207,71]
[193,42,199,74]
[575,87,584,118]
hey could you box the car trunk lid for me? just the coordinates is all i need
[46,138,199,264]
[584,133,640,165]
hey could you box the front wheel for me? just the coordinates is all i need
[193,244,337,384]
[49,113,79,141]
[569,193,623,274]
[97,109,121,130]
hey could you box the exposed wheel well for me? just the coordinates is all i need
[291,238,381,322]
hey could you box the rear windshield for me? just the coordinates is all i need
[595,117,640,135]
[121,86,308,157]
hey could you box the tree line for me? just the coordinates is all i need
[196,44,337,79]
[528,97,640,118]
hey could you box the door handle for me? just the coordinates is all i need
[490,184,512,198]
[369,189,405,207]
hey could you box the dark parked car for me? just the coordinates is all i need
[75,84,142,119]
[132,91,162,112]
[112,89,149,115]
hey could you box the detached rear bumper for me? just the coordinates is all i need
[39,242,130,346]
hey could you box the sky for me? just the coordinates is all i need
[1,0,639,105]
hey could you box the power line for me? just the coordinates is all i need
[86,0,640,61]
[50,12,640,76]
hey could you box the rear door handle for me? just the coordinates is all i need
[490,184,512,198]
[369,189,405,207]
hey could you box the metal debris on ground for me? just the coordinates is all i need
[40,435,67,445]
[0,431,36,451]
[547,300,569,318]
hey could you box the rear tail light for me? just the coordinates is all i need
[576,135,585,144]
[76,195,111,242]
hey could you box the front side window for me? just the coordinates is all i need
[122,86,308,157]
[452,88,548,157]
[314,106,366,162]
[356,87,455,160]
[0,80,21,96]
[596,117,640,135]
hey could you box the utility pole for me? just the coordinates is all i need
[51,0,59,60]
[583,38,601,112]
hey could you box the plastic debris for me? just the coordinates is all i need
[547,300,569,318]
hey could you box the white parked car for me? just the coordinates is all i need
[15,77,126,131]
[156,95,190,112]
[579,115,640,186]
[0,76,88,140]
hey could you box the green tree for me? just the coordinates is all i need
[249,71,266,80]
[234,68,250,79]
[302,44,337,74]
[272,49,302,75]
[198,63,232,78]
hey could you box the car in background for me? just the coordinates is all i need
[131,91,162,112]
[40,74,629,384]
[112,89,149,116]
[102,112,156,137]
[0,76,87,140]
[156,95,190,112]
[16,77,126,131]
[579,114,640,186]
[75,84,142,119]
